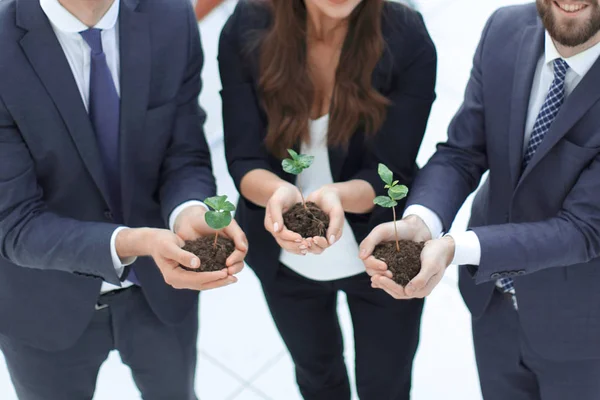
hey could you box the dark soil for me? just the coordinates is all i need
[180,235,234,272]
[373,240,424,286]
[282,202,330,239]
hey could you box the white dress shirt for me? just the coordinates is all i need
[280,115,366,281]
[405,32,600,266]
[41,0,204,292]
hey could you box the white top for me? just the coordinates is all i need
[405,32,600,266]
[41,0,206,292]
[280,115,366,281]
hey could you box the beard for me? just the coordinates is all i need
[537,0,600,47]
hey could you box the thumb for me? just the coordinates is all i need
[226,220,248,252]
[166,242,200,270]
[326,207,344,245]
[359,225,387,260]
[268,197,285,234]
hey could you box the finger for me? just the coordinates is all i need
[264,208,274,233]
[164,242,200,270]
[276,227,303,243]
[366,266,392,278]
[163,268,228,289]
[277,238,307,255]
[306,245,324,255]
[226,248,246,267]
[199,276,238,291]
[312,236,329,250]
[377,276,410,300]
[408,273,442,299]
[405,266,436,297]
[359,224,394,260]
[326,208,344,245]
[227,262,244,276]
[363,255,388,272]
[268,197,285,234]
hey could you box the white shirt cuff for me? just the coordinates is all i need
[110,227,137,278]
[403,205,444,239]
[447,231,481,266]
[169,201,208,232]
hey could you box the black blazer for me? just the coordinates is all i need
[0,0,214,350]
[219,0,437,283]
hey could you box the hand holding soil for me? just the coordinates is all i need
[177,196,247,275]
[304,187,345,254]
[279,150,330,242]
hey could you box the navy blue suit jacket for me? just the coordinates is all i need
[0,0,215,350]
[407,4,600,360]
[219,0,437,283]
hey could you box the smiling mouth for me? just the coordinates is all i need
[553,1,589,14]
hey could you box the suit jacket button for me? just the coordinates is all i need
[104,211,113,221]
[491,273,501,279]
[500,272,509,278]
[517,270,526,276]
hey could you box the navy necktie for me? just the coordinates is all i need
[80,28,139,285]
[497,58,570,309]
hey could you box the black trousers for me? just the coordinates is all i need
[261,265,424,400]
[473,290,600,400]
[0,286,198,400]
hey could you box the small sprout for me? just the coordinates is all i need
[282,149,314,207]
[373,164,409,252]
[204,195,236,248]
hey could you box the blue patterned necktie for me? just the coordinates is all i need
[80,28,139,285]
[497,58,570,308]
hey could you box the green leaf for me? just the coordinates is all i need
[282,159,303,175]
[287,149,299,161]
[373,196,397,208]
[378,164,393,186]
[296,154,314,169]
[221,201,236,212]
[388,185,409,201]
[205,210,232,230]
[204,195,228,211]
[392,180,399,186]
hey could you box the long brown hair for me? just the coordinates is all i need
[258,0,389,159]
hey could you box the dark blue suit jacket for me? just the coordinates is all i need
[408,4,600,360]
[219,0,437,283]
[0,0,215,350]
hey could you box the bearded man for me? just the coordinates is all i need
[360,1,600,399]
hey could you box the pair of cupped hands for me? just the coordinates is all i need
[265,185,457,300]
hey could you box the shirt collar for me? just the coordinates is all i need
[40,0,120,33]
[544,31,600,77]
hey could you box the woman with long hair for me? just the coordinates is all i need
[219,0,436,398]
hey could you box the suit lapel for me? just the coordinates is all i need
[17,0,111,206]
[519,56,600,184]
[118,0,150,221]
[507,24,545,190]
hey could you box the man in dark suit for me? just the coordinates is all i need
[361,0,600,398]
[0,0,247,398]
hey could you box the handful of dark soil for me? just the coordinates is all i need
[180,236,235,272]
[373,240,425,286]
[282,201,330,239]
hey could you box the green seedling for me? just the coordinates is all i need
[373,164,409,252]
[204,195,236,248]
[282,149,314,208]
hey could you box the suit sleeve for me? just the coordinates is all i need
[159,4,216,224]
[218,7,273,194]
[472,151,600,283]
[0,97,122,285]
[405,11,500,230]
[352,12,437,200]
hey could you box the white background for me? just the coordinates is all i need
[0,0,529,398]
